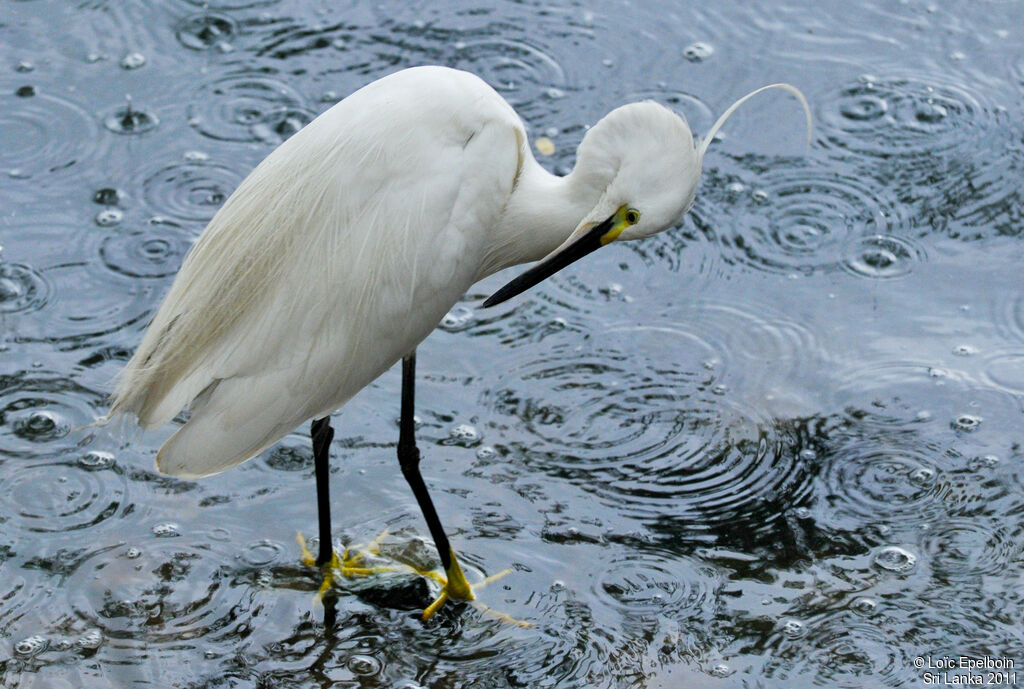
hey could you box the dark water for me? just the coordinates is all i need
[2,0,1023,687]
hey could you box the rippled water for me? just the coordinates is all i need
[2,0,1023,687]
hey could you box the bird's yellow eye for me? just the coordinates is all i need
[625,208,641,225]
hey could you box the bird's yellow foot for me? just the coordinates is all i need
[415,549,530,627]
[420,548,474,619]
[298,533,530,626]
[296,530,397,602]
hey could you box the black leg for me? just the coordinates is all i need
[322,589,338,630]
[311,416,335,567]
[398,351,456,573]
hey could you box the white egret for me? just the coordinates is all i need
[106,66,810,619]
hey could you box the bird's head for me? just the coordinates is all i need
[483,84,810,307]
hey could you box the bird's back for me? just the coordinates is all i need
[109,67,525,477]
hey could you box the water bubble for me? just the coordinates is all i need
[250,107,312,145]
[242,539,283,566]
[475,445,496,460]
[16,60,34,72]
[751,189,769,204]
[851,597,877,615]
[152,522,181,537]
[79,450,114,470]
[953,344,978,356]
[14,635,48,656]
[347,654,383,677]
[13,409,67,441]
[120,52,146,69]
[176,13,236,50]
[843,235,922,280]
[967,454,999,470]
[440,305,475,332]
[683,41,714,62]
[725,181,746,196]
[255,569,272,587]
[264,441,313,471]
[545,87,565,99]
[909,467,935,485]
[104,99,159,134]
[600,282,622,297]
[951,414,981,432]
[125,547,142,559]
[711,663,733,677]
[872,545,916,572]
[915,101,947,123]
[840,93,888,121]
[95,208,123,227]
[93,187,125,205]
[75,629,103,650]
[782,619,805,638]
[0,263,48,314]
[447,423,480,446]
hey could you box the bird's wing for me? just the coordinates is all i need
[108,67,524,476]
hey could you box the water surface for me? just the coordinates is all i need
[2,0,1023,687]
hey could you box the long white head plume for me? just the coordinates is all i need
[697,83,814,164]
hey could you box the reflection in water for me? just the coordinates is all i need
[2,0,1024,686]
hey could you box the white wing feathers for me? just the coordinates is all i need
[107,67,523,477]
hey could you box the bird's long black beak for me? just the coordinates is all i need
[482,212,620,308]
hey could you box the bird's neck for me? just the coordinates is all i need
[476,157,597,281]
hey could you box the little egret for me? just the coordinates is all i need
[106,66,810,619]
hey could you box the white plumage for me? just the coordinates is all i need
[108,65,809,481]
